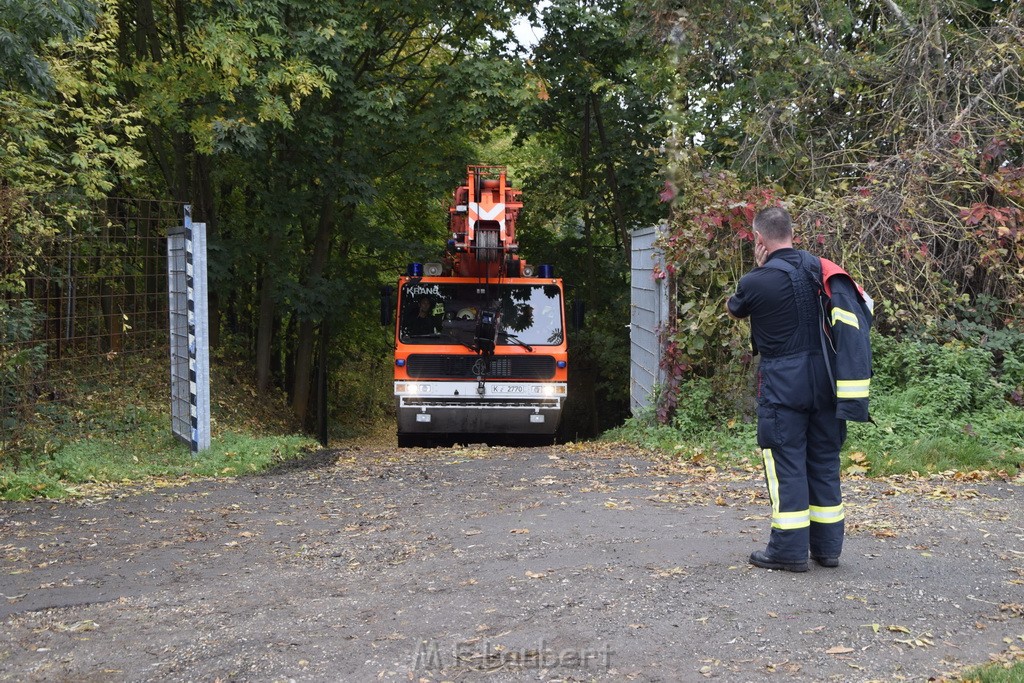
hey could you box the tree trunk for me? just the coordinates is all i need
[290,197,337,425]
[255,257,277,393]
[591,94,630,260]
[579,97,600,438]
[284,312,295,400]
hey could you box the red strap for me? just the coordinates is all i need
[819,257,865,299]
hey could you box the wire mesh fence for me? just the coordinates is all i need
[2,196,185,448]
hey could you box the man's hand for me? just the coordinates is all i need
[754,241,768,267]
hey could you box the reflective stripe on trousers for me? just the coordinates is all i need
[763,448,811,530]
[809,503,845,523]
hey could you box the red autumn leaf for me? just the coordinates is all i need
[960,203,989,226]
[659,181,677,203]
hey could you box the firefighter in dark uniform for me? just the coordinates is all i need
[727,206,847,572]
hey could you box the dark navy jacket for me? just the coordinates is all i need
[729,249,873,422]
[818,260,873,422]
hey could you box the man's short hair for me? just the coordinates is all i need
[753,206,792,242]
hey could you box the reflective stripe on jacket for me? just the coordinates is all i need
[765,252,873,423]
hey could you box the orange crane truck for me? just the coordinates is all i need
[390,166,568,447]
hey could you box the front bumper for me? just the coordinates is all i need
[395,381,565,435]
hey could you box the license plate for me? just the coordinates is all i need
[491,384,526,394]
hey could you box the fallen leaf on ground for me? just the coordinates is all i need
[650,566,687,578]
[894,633,934,648]
[55,620,98,632]
[1000,603,1024,618]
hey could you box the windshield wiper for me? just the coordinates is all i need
[499,331,533,352]
[408,331,478,352]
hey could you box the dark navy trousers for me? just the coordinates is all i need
[756,350,847,562]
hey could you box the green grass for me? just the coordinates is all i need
[841,389,1024,477]
[0,432,314,500]
[608,356,1024,478]
[609,403,1023,478]
[604,405,760,467]
[606,329,1024,475]
[960,660,1024,683]
[1,350,318,500]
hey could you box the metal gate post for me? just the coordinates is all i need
[629,225,668,414]
[167,205,211,453]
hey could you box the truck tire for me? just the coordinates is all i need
[397,433,421,448]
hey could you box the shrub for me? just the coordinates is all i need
[1,300,48,442]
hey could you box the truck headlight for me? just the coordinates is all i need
[396,383,431,395]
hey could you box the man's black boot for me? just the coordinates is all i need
[812,555,840,568]
[749,550,809,572]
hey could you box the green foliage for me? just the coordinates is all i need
[873,336,1000,415]
[668,378,714,437]
[0,300,48,423]
[326,330,395,438]
[653,168,776,422]
[921,296,1024,398]
[0,0,98,93]
[519,0,669,248]
[508,0,670,434]
[117,0,541,422]
[605,403,757,465]
[661,0,1024,332]
[1,1,145,305]
[845,329,1024,476]
[0,2,143,197]
[604,411,692,453]
[611,331,1024,477]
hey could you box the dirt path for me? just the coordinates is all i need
[1,443,1022,682]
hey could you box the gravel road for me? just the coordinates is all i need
[1,443,1022,682]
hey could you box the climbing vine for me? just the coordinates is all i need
[654,164,781,423]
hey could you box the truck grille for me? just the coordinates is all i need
[405,354,556,379]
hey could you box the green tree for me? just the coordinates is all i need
[1,0,144,295]
[514,0,671,435]
[0,0,98,93]
[1,1,145,441]
[117,0,535,426]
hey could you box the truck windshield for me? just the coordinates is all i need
[399,283,563,346]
